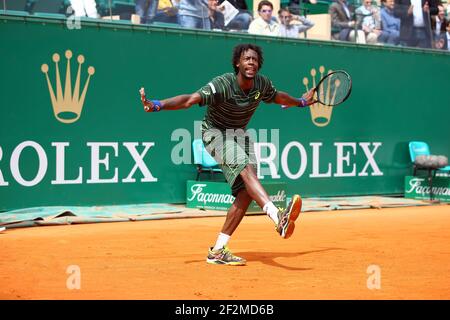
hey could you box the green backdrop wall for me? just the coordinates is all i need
[1,15,449,211]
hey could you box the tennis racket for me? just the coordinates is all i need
[283,70,352,108]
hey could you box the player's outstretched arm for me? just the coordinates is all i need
[139,87,201,112]
[274,89,314,109]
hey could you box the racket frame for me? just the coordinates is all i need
[312,70,352,107]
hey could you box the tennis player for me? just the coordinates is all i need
[140,43,314,266]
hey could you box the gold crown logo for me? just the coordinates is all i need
[303,66,334,127]
[41,50,95,124]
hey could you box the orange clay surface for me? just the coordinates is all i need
[1,205,449,300]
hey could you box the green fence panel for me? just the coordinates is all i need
[0,15,449,211]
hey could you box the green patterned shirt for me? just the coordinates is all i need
[197,73,277,130]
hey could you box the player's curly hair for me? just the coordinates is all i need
[232,44,264,75]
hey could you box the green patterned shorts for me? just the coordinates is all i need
[202,123,257,197]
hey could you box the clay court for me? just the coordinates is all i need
[1,204,449,300]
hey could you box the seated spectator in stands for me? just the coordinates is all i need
[435,19,450,50]
[356,0,382,44]
[136,0,159,24]
[248,0,280,36]
[70,0,99,18]
[218,0,253,31]
[379,0,401,45]
[153,0,180,24]
[278,7,315,38]
[394,0,438,49]
[329,0,366,43]
[208,0,225,30]
[431,4,448,39]
[178,0,211,30]
[445,20,450,50]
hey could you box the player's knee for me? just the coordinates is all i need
[240,164,256,180]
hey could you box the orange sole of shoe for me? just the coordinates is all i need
[284,195,302,239]
[289,195,302,222]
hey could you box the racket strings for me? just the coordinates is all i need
[318,66,326,104]
[318,72,351,106]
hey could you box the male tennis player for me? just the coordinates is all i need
[140,43,314,266]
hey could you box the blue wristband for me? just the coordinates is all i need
[151,100,163,112]
[297,98,307,108]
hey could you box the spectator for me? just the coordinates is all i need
[379,0,401,45]
[431,4,447,38]
[356,0,382,44]
[136,0,159,24]
[288,0,318,16]
[153,0,180,24]
[278,7,315,38]
[208,0,225,30]
[248,0,280,36]
[445,19,450,50]
[329,0,366,43]
[178,0,211,30]
[69,0,99,18]
[435,19,450,50]
[394,0,439,48]
[218,0,253,31]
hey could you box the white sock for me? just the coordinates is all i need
[213,232,230,251]
[263,201,279,225]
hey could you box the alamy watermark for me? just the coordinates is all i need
[171,121,281,178]
[66,6,81,30]
[366,264,381,290]
[66,264,81,290]
[170,121,383,180]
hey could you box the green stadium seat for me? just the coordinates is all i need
[0,0,28,11]
[33,12,66,19]
[112,1,134,20]
[29,0,65,14]
[0,10,30,16]
[280,0,290,8]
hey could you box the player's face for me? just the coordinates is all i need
[237,49,259,79]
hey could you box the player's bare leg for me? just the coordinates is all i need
[206,165,302,265]
[239,165,270,208]
[221,189,253,236]
[240,164,302,239]
[206,189,252,266]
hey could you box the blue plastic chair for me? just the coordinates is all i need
[408,141,429,161]
[192,139,223,181]
[408,141,450,200]
[409,141,450,174]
